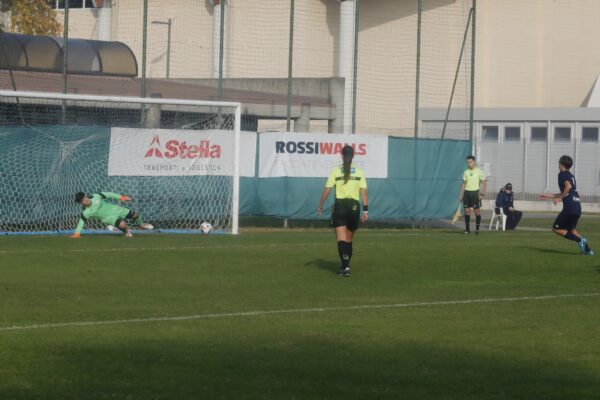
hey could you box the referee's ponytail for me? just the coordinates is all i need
[341,145,354,183]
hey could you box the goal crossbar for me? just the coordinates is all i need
[0,90,242,108]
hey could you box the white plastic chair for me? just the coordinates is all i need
[488,200,506,231]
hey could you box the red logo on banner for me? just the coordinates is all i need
[145,135,164,158]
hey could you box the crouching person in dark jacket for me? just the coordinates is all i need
[495,183,523,230]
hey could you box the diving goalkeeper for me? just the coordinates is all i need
[72,192,153,238]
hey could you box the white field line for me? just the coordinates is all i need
[1,292,598,333]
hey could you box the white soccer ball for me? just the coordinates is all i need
[200,222,213,234]
[106,225,119,233]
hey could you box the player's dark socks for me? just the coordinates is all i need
[475,215,481,231]
[348,242,353,261]
[585,243,592,252]
[464,215,471,232]
[564,232,581,242]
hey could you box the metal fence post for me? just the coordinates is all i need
[286,0,295,132]
[141,0,148,99]
[351,0,360,134]
[545,120,551,193]
[522,123,527,199]
[469,0,476,142]
[166,18,171,79]
[61,0,69,122]
[414,0,422,138]
[441,7,473,140]
[218,0,225,100]
[62,0,69,95]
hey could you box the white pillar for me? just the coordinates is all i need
[213,0,222,79]
[97,0,112,41]
[339,0,355,133]
[0,0,11,31]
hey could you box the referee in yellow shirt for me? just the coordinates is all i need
[317,145,369,277]
[459,155,486,234]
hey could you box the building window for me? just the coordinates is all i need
[53,0,96,8]
[554,127,572,143]
[582,127,599,143]
[482,125,499,142]
[531,126,548,142]
[504,126,521,142]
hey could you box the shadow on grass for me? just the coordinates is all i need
[2,337,599,400]
[305,258,340,275]
[521,246,578,256]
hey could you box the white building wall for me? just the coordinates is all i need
[46,0,600,136]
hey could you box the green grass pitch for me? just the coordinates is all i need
[1,219,599,399]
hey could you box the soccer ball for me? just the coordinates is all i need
[200,222,213,234]
[106,225,119,233]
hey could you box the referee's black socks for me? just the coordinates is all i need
[464,215,470,231]
[475,215,481,231]
[337,241,351,268]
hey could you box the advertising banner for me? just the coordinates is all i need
[108,128,256,177]
[258,132,388,178]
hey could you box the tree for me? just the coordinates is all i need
[3,0,62,36]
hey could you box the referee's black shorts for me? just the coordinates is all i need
[331,198,361,232]
[463,190,481,209]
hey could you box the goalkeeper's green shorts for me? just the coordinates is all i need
[103,208,133,226]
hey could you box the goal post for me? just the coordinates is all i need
[0,90,242,235]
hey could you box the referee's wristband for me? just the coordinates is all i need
[362,205,368,212]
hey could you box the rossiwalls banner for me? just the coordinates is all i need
[108,128,256,177]
[258,132,389,178]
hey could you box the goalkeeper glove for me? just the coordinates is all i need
[119,195,132,202]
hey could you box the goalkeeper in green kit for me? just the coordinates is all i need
[71,192,153,238]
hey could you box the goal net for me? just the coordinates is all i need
[0,90,241,235]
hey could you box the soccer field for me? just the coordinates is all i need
[1,220,600,400]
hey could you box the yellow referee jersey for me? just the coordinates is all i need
[325,164,367,200]
[463,167,485,191]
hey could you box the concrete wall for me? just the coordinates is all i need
[477,0,600,108]
[57,8,99,39]
[110,0,213,79]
